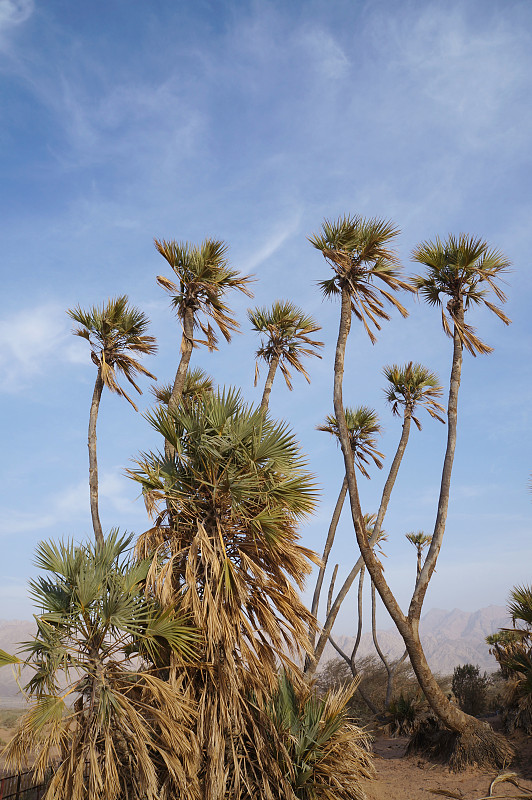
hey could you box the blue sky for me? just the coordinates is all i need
[0,0,531,635]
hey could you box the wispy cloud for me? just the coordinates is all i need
[0,304,87,392]
[240,213,302,272]
[0,0,33,28]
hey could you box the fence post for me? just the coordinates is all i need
[15,773,21,800]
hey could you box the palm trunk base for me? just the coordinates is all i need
[407,715,514,771]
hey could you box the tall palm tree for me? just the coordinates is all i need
[308,362,443,675]
[312,220,513,765]
[247,301,323,412]
[0,532,198,800]
[129,390,320,800]
[154,238,252,417]
[309,407,383,652]
[67,296,157,546]
[410,234,511,620]
[405,531,432,579]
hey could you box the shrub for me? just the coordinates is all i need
[452,664,488,716]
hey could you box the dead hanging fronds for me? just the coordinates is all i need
[0,531,199,800]
[130,389,323,799]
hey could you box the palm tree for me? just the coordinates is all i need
[308,407,383,653]
[67,296,157,546]
[247,301,323,412]
[312,221,513,765]
[0,532,198,800]
[129,389,320,800]
[405,531,432,579]
[410,234,511,620]
[154,238,252,417]
[151,366,214,407]
[308,362,443,675]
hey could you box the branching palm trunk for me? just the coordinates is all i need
[88,366,104,547]
[328,565,379,716]
[333,290,512,765]
[370,581,408,710]
[165,308,194,461]
[309,477,348,646]
[306,404,412,676]
[260,354,280,413]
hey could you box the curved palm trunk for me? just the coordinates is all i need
[260,354,280,413]
[308,477,348,647]
[306,405,412,676]
[332,289,512,763]
[88,367,104,547]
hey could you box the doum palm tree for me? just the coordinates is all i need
[155,238,252,417]
[311,219,513,766]
[129,389,320,800]
[67,296,156,546]
[406,531,432,579]
[248,300,323,412]
[308,359,444,675]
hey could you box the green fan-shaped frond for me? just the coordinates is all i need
[309,214,411,343]
[383,361,445,429]
[67,296,157,410]
[318,406,384,479]
[248,300,324,389]
[412,233,511,356]
[155,237,253,351]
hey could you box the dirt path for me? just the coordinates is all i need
[361,735,532,800]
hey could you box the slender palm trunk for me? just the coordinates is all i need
[165,308,194,461]
[371,581,407,709]
[306,405,412,676]
[332,290,512,762]
[260,354,280,413]
[329,566,380,716]
[88,367,104,547]
[308,476,348,646]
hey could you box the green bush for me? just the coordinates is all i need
[452,664,488,716]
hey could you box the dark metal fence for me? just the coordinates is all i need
[0,766,54,800]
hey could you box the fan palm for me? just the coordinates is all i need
[248,301,323,412]
[309,362,443,675]
[311,221,513,765]
[410,236,510,617]
[309,408,383,651]
[0,532,198,800]
[67,296,157,546]
[151,366,214,407]
[267,671,374,800]
[129,389,319,800]
[405,531,432,579]
[154,238,252,415]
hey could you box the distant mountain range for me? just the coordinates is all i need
[0,606,509,704]
[323,605,509,675]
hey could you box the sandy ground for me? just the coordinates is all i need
[361,732,532,800]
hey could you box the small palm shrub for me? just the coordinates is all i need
[385,693,421,736]
[0,532,198,800]
[486,584,532,733]
[452,664,488,716]
[267,672,374,800]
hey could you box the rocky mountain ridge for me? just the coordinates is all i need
[323,604,509,675]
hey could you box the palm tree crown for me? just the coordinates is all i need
[412,233,511,356]
[318,406,384,479]
[68,295,157,410]
[248,300,324,389]
[155,237,253,350]
[151,366,214,406]
[383,362,445,430]
[309,215,411,342]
